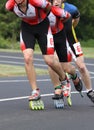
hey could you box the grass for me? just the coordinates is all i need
[0,64,25,77]
[82,47,94,58]
[0,64,49,77]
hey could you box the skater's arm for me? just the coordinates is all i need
[31,0,49,8]
[31,0,51,14]
[51,6,71,21]
[72,10,80,27]
[5,0,15,11]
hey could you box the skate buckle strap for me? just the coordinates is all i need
[55,85,61,90]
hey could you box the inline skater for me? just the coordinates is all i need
[5,0,71,110]
[48,0,73,108]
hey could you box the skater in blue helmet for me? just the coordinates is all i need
[62,0,80,27]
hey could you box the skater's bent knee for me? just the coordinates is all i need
[24,56,33,64]
[45,59,54,66]
[78,64,87,73]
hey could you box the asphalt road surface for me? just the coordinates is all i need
[0,51,94,130]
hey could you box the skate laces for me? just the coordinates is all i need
[29,89,40,101]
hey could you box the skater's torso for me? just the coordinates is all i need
[48,6,70,34]
[48,12,64,34]
[6,0,49,25]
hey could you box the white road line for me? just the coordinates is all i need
[0,55,44,61]
[0,61,47,67]
[85,63,94,66]
[0,55,23,59]
[89,72,94,75]
[0,55,94,65]
[0,79,51,83]
[0,77,94,83]
[0,91,87,102]
[72,62,94,66]
[0,55,93,64]
[0,60,24,65]
[0,60,94,70]
[0,61,94,67]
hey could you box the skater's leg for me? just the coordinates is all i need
[75,55,94,103]
[48,61,72,106]
[23,48,38,90]
[48,53,83,93]
[76,56,91,90]
[22,49,44,110]
[61,62,83,93]
[43,54,66,81]
[48,66,61,88]
[48,54,61,88]
[46,53,72,107]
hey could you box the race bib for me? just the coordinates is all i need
[47,34,54,48]
[73,42,83,55]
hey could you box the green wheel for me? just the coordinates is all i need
[29,100,44,110]
[38,100,44,110]
[29,101,35,110]
[67,96,72,106]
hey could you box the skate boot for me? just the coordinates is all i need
[72,75,83,97]
[29,88,44,110]
[87,90,94,103]
[61,73,72,106]
[52,86,64,109]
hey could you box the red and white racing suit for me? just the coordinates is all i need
[5,0,54,54]
[48,6,72,62]
[48,6,83,62]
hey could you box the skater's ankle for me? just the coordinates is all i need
[59,72,68,82]
[32,88,40,92]
[86,89,92,93]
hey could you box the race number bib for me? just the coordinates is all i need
[47,34,54,54]
[47,34,54,48]
[73,42,83,55]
